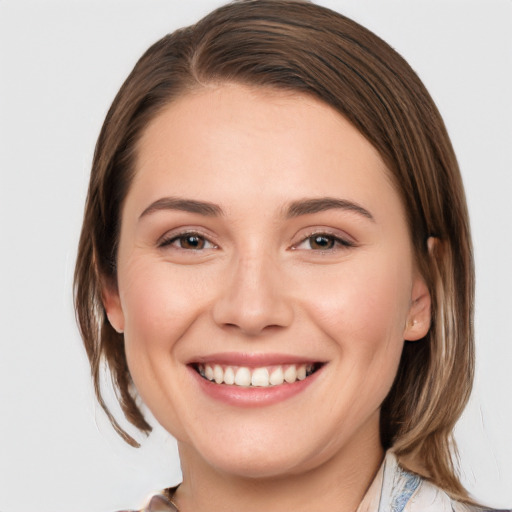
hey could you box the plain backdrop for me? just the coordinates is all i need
[0,1,511,511]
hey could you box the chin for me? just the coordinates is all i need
[207,450,312,480]
[182,426,333,480]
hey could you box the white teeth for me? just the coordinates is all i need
[198,363,316,387]
[284,365,297,383]
[251,368,270,387]
[269,366,284,385]
[205,365,214,381]
[234,367,251,387]
[224,366,235,385]
[213,365,224,384]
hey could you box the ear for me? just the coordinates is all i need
[101,278,125,334]
[403,237,439,341]
[403,267,432,342]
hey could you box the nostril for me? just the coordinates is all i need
[219,322,287,336]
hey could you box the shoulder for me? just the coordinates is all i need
[414,479,510,512]
[381,452,510,512]
[116,489,178,512]
[412,478,508,512]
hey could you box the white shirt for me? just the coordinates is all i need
[357,451,502,512]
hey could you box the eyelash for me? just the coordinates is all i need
[158,231,354,252]
[293,232,355,252]
[158,231,217,251]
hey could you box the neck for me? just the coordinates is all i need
[173,416,384,512]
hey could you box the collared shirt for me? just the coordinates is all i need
[357,451,502,512]
[120,451,509,512]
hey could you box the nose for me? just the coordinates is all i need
[212,249,294,336]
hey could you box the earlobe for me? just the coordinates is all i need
[404,275,431,342]
[403,236,439,341]
[101,280,125,334]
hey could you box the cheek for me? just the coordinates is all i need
[299,252,412,398]
[306,256,411,339]
[119,258,212,352]
[117,256,232,432]
[117,259,214,438]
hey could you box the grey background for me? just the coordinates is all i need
[0,1,511,511]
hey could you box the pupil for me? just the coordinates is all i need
[183,235,203,249]
[312,235,333,249]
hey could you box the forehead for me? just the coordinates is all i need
[129,83,401,222]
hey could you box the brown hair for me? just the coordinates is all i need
[74,0,474,500]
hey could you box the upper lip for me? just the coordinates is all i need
[189,352,324,367]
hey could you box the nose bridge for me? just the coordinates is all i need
[212,243,293,335]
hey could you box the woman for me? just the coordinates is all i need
[73,1,510,511]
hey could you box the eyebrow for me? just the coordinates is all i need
[286,197,374,221]
[138,196,374,222]
[139,197,224,219]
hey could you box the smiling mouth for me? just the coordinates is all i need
[194,363,323,387]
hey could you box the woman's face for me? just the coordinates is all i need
[104,83,431,478]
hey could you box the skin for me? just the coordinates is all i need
[103,83,431,512]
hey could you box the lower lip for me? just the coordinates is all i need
[189,366,323,407]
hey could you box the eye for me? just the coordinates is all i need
[294,232,354,251]
[159,232,217,251]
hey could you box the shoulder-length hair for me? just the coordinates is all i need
[74,0,474,501]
